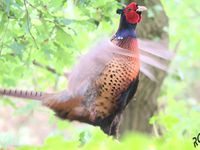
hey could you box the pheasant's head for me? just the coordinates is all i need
[117,2,147,24]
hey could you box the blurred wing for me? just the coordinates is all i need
[68,38,138,96]
[138,39,174,81]
[138,39,174,60]
[140,64,157,81]
[140,54,168,71]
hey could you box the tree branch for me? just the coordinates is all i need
[25,1,77,35]
[32,60,69,77]
[0,20,9,55]
[23,0,39,49]
[32,60,61,75]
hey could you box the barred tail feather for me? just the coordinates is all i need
[0,88,88,121]
[0,88,76,110]
[0,88,49,100]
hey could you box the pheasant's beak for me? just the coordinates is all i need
[136,6,147,12]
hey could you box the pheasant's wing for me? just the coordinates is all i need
[138,39,173,60]
[138,39,174,81]
[49,39,122,122]
[117,76,139,110]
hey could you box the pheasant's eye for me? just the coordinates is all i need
[127,8,132,12]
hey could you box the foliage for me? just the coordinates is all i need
[0,0,200,149]
[16,128,195,150]
[0,0,119,90]
[158,0,200,132]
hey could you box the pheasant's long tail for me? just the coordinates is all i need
[0,88,50,101]
[0,88,91,123]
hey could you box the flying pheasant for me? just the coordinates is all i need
[0,2,171,136]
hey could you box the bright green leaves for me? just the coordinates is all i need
[0,13,8,35]
[159,0,200,130]
[79,131,91,146]
[4,0,12,15]
[43,135,80,150]
[0,6,121,145]
[152,98,200,144]
[16,129,195,150]
[55,27,73,48]
[158,1,200,116]
[0,0,119,91]
[9,41,25,57]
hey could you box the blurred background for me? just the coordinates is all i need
[0,0,199,149]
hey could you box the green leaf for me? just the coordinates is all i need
[0,13,8,34]
[79,131,92,145]
[9,41,25,56]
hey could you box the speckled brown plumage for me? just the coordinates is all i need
[0,2,151,137]
[90,37,140,121]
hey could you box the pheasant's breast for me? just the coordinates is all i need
[91,54,140,120]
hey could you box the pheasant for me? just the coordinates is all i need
[0,2,171,136]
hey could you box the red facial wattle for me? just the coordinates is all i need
[123,2,142,24]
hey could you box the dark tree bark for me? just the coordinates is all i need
[119,0,169,134]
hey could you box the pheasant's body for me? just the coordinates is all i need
[91,38,140,120]
[0,2,160,136]
[52,37,140,124]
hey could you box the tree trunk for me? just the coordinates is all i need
[119,0,169,134]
